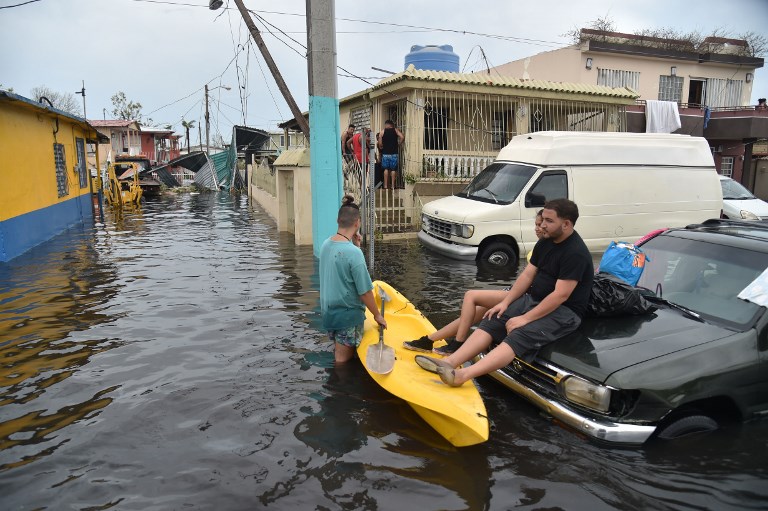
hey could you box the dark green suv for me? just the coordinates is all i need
[479,219,768,444]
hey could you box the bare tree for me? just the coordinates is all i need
[564,18,766,58]
[111,91,143,122]
[740,31,768,57]
[562,15,617,44]
[29,85,81,116]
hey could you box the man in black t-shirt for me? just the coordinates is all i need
[415,198,594,387]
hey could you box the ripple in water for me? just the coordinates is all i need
[0,193,765,510]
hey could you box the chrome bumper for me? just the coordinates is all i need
[417,230,478,261]
[476,354,657,444]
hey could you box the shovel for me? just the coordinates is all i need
[366,286,395,374]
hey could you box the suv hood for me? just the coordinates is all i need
[537,309,734,383]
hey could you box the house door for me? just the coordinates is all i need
[688,79,706,107]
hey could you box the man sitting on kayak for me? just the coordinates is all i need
[414,199,594,386]
[403,210,544,356]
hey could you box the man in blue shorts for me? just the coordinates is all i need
[378,119,404,189]
[414,198,594,386]
[320,195,387,363]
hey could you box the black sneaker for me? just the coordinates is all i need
[433,339,462,356]
[403,335,434,353]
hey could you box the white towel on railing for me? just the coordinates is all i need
[645,100,681,133]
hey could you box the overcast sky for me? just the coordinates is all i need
[2,0,767,143]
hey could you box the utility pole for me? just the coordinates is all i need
[306,0,343,257]
[75,80,86,120]
[231,0,310,141]
[205,84,210,154]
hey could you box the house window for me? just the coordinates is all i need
[659,75,684,103]
[76,137,88,188]
[54,143,68,197]
[491,111,509,150]
[280,134,285,147]
[424,106,448,150]
[597,68,640,91]
[721,156,734,178]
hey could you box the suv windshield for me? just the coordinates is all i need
[721,178,756,200]
[637,234,768,328]
[457,163,536,205]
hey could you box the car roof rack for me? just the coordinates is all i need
[681,218,768,241]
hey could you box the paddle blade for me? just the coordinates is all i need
[366,343,395,374]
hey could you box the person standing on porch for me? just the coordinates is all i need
[341,124,355,162]
[379,119,404,190]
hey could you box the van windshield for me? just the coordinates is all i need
[456,163,537,205]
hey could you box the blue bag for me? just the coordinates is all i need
[598,241,649,286]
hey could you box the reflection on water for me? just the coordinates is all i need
[0,193,765,510]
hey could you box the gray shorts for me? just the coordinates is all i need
[477,294,581,361]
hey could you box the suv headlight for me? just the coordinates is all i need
[451,223,474,238]
[560,376,611,412]
[740,209,759,220]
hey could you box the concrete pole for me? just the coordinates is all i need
[306,0,343,257]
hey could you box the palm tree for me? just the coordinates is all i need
[181,119,196,152]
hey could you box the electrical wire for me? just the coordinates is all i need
[0,0,42,8]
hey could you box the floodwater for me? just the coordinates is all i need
[1,193,766,511]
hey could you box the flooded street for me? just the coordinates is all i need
[1,193,767,510]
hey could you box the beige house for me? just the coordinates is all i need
[265,66,637,240]
[339,65,637,188]
[89,119,142,171]
[489,30,760,108]
[487,29,767,192]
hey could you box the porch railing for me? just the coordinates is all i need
[420,151,495,181]
[343,158,421,234]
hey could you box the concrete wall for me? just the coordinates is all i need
[248,148,313,245]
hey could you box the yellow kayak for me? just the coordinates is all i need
[358,280,489,447]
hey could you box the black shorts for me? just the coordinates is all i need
[477,294,581,361]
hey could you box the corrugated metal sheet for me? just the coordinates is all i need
[373,66,639,99]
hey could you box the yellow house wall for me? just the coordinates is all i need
[0,103,94,221]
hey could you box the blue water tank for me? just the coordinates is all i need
[404,45,460,72]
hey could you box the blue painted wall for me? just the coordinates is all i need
[0,194,93,263]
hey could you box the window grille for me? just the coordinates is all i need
[54,143,68,197]
[597,68,640,91]
[491,111,509,150]
[721,156,734,178]
[658,75,683,103]
[76,137,87,188]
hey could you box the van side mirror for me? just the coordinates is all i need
[525,191,546,208]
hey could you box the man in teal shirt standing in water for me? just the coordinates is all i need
[320,195,387,363]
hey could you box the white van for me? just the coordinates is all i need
[418,131,722,266]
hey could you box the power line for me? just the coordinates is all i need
[126,1,566,49]
[0,0,42,8]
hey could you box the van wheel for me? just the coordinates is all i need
[655,414,718,440]
[480,242,518,267]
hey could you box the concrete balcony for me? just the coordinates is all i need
[627,102,768,138]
